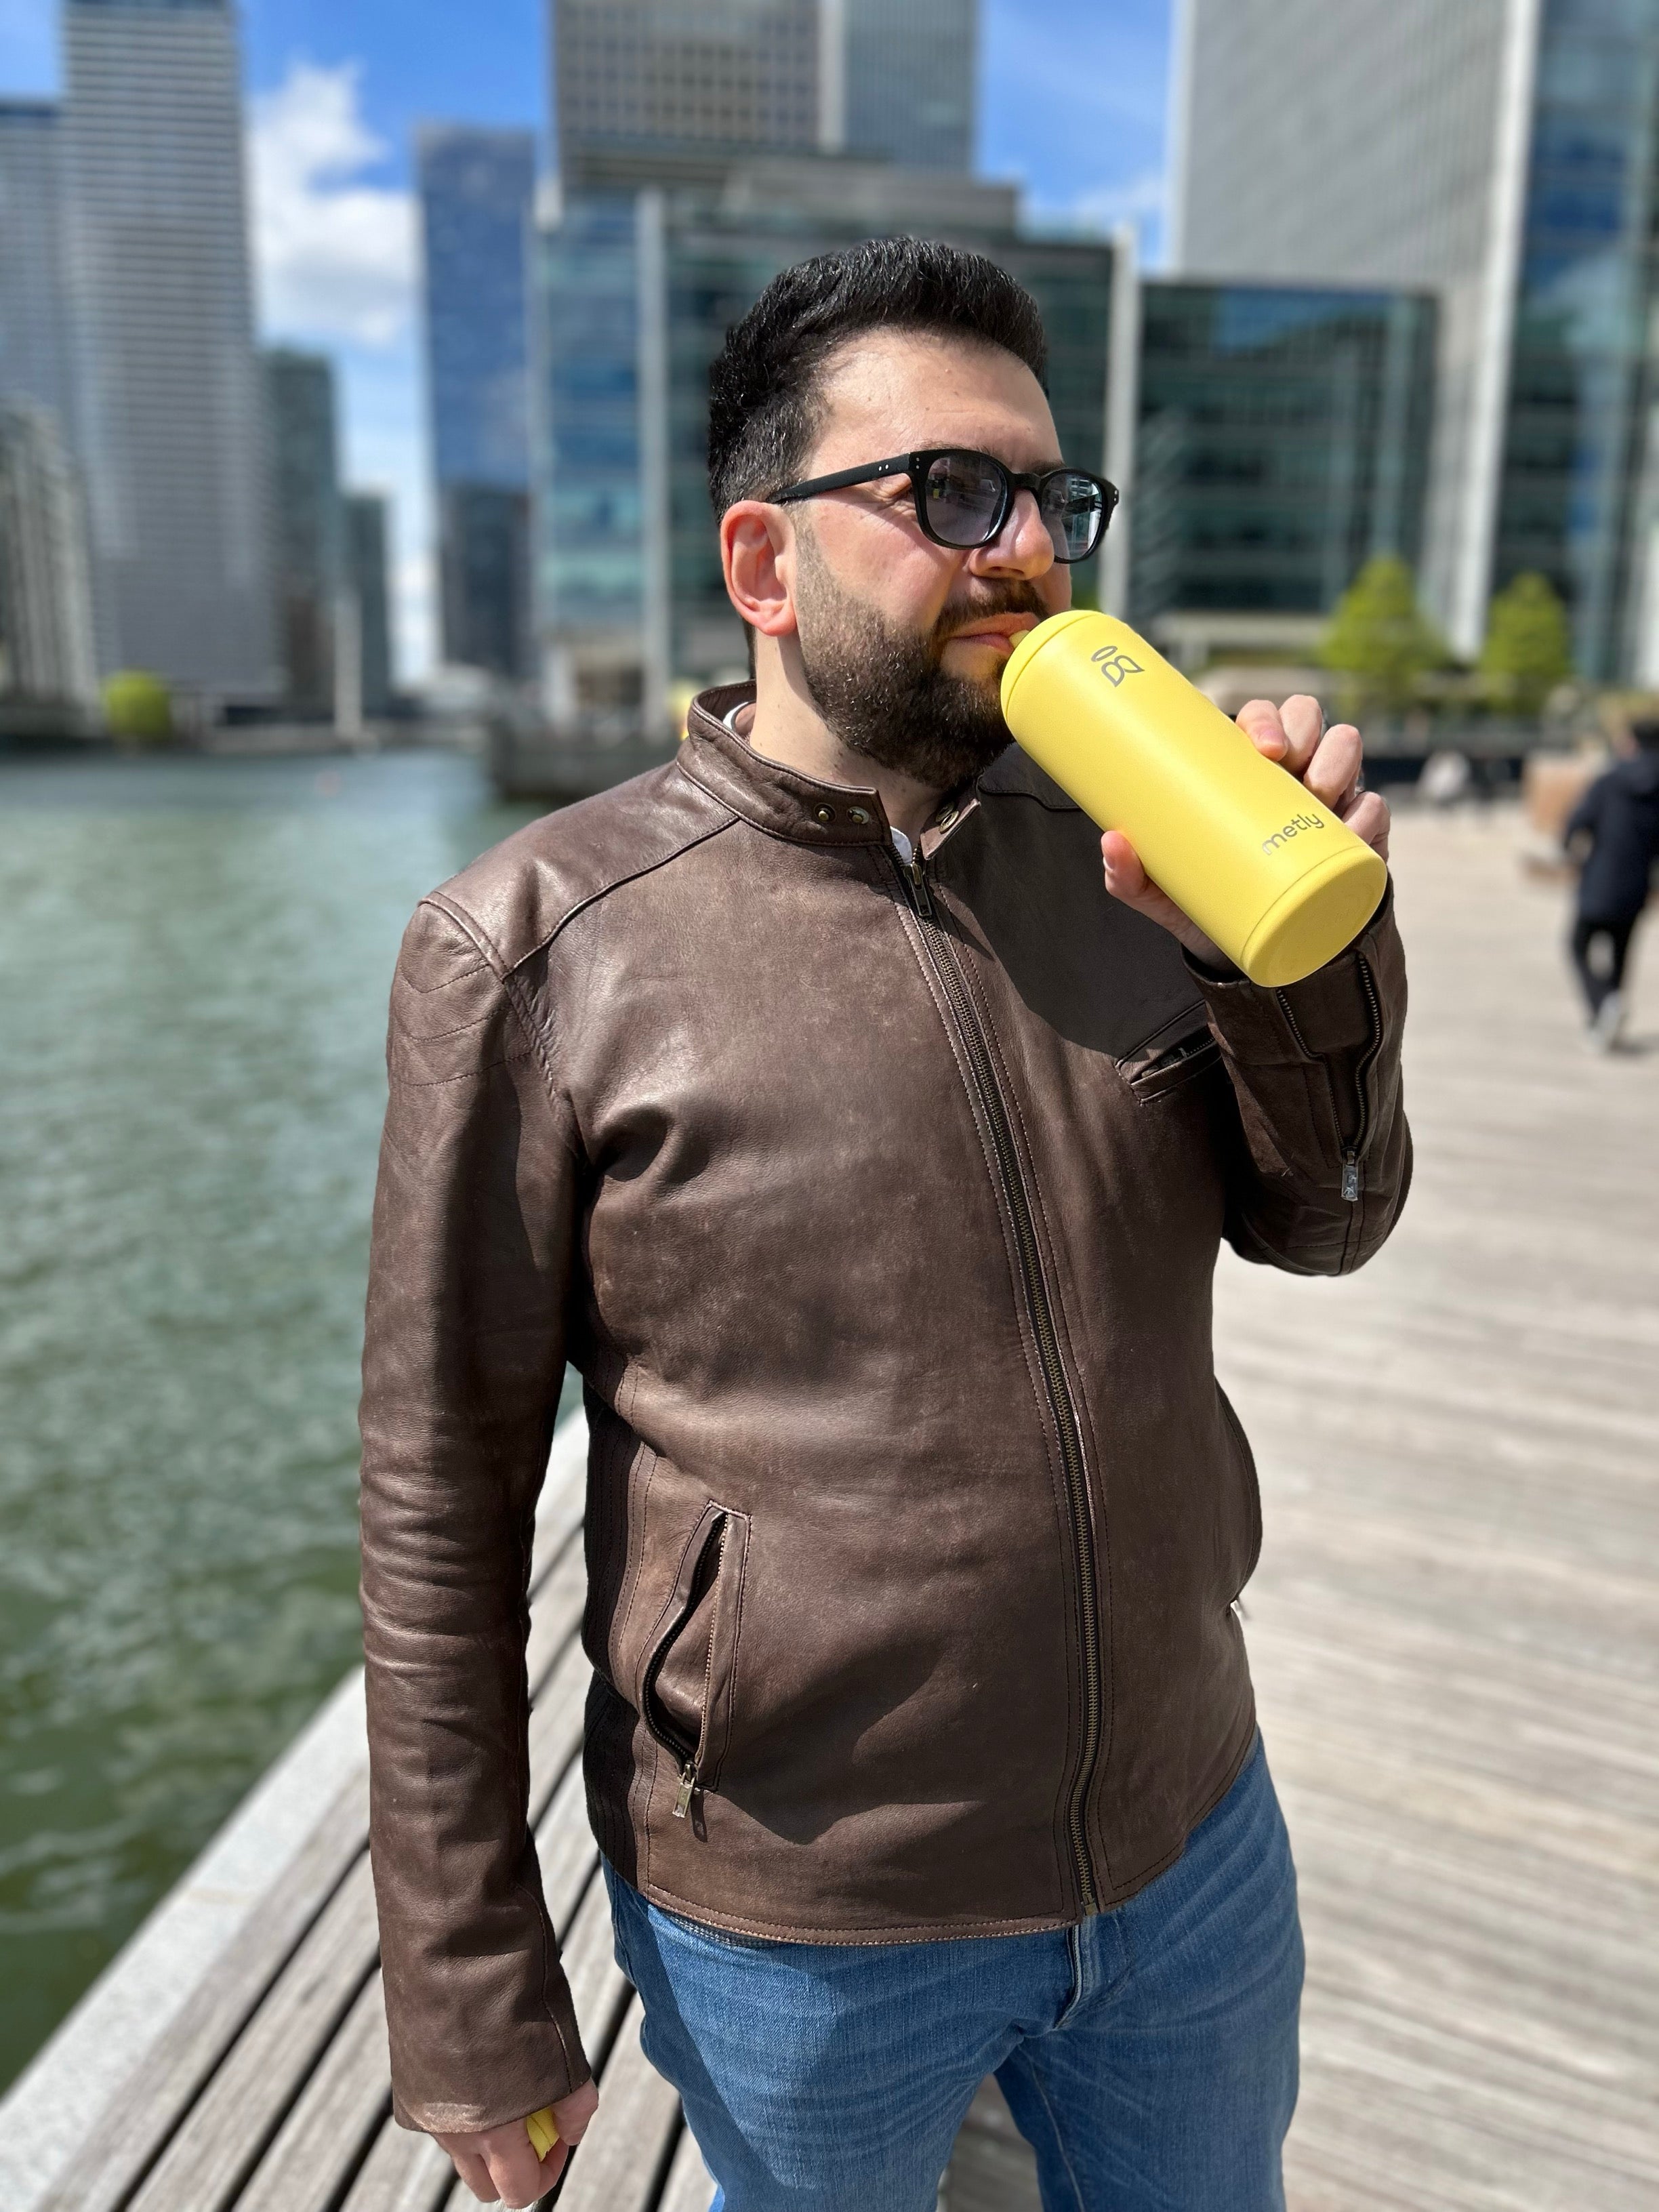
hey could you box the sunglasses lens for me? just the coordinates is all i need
[1041,473,1106,562]
[923,452,1005,546]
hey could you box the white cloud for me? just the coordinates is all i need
[249,61,417,349]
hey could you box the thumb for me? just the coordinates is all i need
[1101,829,1149,901]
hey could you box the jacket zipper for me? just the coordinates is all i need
[1275,952,1384,1204]
[640,1517,728,1819]
[897,851,1103,1913]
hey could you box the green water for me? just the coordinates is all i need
[0,749,547,2091]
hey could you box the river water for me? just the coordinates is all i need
[0,747,554,2091]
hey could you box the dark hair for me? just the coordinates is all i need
[1631,716,1659,752]
[707,236,1048,516]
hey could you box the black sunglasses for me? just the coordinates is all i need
[772,448,1118,564]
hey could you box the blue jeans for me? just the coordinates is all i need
[605,1735,1302,2211]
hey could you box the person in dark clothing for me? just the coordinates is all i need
[1563,718,1659,1048]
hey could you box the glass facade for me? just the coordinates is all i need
[1130,282,1437,628]
[554,0,820,178]
[843,0,977,173]
[1492,0,1659,680]
[537,194,644,647]
[264,348,342,713]
[419,127,536,491]
[419,126,537,677]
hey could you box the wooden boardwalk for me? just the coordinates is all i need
[5,802,1654,2210]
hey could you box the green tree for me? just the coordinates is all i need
[103,670,173,746]
[1479,571,1573,714]
[1320,556,1446,714]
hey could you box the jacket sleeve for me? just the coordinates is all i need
[1191,884,1410,1277]
[359,897,590,2135]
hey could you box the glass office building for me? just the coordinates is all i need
[1129,282,1437,634]
[417,125,537,678]
[264,348,342,714]
[1172,0,1659,680]
[534,174,1113,729]
[62,0,273,692]
[842,1,978,173]
[1492,0,1659,680]
[0,104,75,440]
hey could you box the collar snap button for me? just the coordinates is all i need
[848,806,872,825]
[814,806,836,824]
[938,804,958,829]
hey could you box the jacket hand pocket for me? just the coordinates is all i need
[637,1502,750,1820]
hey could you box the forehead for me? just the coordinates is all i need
[808,329,1061,470]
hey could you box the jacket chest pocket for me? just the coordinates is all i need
[636,1501,750,1818]
[1120,1021,1222,1103]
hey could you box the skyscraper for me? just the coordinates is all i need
[0,396,99,714]
[264,348,342,715]
[840,1,978,171]
[552,0,979,183]
[554,0,822,181]
[61,0,273,693]
[1169,0,1659,681]
[344,493,394,718]
[417,125,537,679]
[0,103,75,438]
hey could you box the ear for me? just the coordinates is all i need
[721,501,798,639]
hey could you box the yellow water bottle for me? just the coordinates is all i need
[1000,611,1386,986]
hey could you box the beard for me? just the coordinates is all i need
[792,533,1047,791]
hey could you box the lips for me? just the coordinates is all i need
[946,613,1039,651]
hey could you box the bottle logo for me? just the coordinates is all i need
[1090,645,1143,688]
[1261,811,1326,855]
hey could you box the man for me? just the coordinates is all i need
[1563,717,1659,1050]
[360,238,1408,2212]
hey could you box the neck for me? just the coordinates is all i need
[743,642,945,845]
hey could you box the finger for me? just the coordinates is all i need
[485,2133,553,2211]
[1275,694,1325,775]
[444,2145,498,2202]
[1235,700,1288,762]
[1303,722,1363,812]
[553,2079,600,2145]
[1340,789,1391,859]
[1101,828,1149,901]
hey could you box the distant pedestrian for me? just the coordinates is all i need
[1563,719,1659,1050]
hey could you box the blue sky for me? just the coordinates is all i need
[0,1,1171,672]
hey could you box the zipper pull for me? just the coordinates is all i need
[908,857,935,918]
[1341,1153,1361,1203]
[672,1763,697,1820]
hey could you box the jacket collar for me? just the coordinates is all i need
[678,684,979,856]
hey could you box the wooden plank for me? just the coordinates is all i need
[234,1975,392,2212]
[335,2118,451,2212]
[553,2001,681,2212]
[126,1858,379,2212]
[36,1767,371,2212]
[655,2124,714,2212]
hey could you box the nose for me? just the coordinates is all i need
[968,486,1055,580]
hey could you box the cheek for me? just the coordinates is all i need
[811,502,962,624]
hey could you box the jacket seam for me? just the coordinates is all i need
[426,800,741,979]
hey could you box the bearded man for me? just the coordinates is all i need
[359,238,1408,2212]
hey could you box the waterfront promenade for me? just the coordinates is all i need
[2,802,1654,2211]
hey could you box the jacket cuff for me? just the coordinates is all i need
[1183,879,1396,1061]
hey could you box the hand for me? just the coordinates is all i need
[436,2078,599,2208]
[1101,694,1391,970]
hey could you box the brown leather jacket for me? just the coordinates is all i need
[360,689,1410,2131]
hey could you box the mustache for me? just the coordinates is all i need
[929,580,1049,651]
